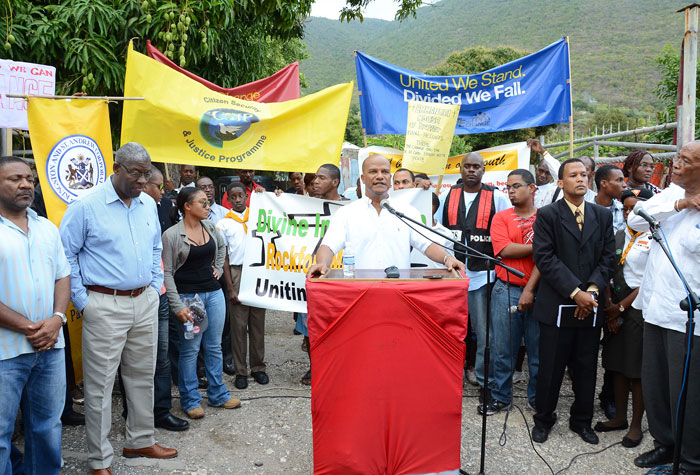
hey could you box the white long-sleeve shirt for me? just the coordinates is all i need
[629,183,700,335]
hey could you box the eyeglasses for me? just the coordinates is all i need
[199,184,215,190]
[506,183,528,191]
[148,181,164,190]
[198,199,211,208]
[638,163,655,170]
[120,164,152,180]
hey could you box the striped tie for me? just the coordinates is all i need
[575,209,583,231]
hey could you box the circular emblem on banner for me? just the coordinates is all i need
[46,135,108,204]
[199,108,260,149]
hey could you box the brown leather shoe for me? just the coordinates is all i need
[209,397,241,409]
[92,469,111,475]
[123,443,178,459]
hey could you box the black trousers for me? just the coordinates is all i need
[534,322,599,429]
[642,322,700,471]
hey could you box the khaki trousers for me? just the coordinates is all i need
[230,265,266,375]
[82,287,159,469]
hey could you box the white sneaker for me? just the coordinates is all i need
[512,370,525,384]
[466,367,478,386]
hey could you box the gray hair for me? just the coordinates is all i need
[115,142,150,164]
[149,165,163,179]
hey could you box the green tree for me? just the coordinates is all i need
[1,0,312,96]
[651,44,700,143]
[339,0,423,22]
[344,103,364,146]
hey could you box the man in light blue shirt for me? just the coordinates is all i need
[0,156,71,475]
[59,143,176,473]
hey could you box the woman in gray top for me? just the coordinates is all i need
[162,187,240,419]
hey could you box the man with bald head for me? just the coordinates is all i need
[308,155,465,276]
[442,152,511,406]
[60,143,177,473]
[630,141,700,472]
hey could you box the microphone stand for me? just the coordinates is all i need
[646,222,700,475]
[383,204,523,475]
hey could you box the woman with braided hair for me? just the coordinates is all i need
[622,151,661,194]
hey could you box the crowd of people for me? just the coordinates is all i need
[1,136,698,474]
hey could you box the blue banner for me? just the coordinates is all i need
[355,37,572,135]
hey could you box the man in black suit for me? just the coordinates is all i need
[531,158,615,445]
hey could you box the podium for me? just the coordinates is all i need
[306,269,469,475]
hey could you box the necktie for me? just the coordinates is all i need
[575,209,583,232]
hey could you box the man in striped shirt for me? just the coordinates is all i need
[0,156,71,474]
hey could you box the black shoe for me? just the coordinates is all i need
[61,411,85,426]
[234,375,248,389]
[223,362,236,376]
[634,446,674,468]
[622,435,643,448]
[600,400,617,420]
[198,376,208,389]
[477,399,511,416]
[532,425,550,443]
[251,371,269,385]
[569,423,599,444]
[155,413,190,432]
[594,420,628,432]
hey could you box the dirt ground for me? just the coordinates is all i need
[17,309,657,474]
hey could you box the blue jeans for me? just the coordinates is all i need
[490,279,539,405]
[0,349,66,475]
[154,293,172,417]
[469,284,492,387]
[177,290,230,411]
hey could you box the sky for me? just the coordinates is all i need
[310,0,399,21]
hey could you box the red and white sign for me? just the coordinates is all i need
[0,60,56,130]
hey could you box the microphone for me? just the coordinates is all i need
[633,202,660,228]
[380,199,398,215]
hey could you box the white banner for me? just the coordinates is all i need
[0,60,56,130]
[239,188,434,312]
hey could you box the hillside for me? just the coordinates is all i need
[301,0,692,112]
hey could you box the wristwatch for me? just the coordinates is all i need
[52,312,67,326]
[618,304,625,313]
[590,291,599,301]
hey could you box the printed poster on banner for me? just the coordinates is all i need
[122,42,352,172]
[0,59,56,129]
[27,97,114,383]
[402,100,460,175]
[238,188,433,313]
[355,37,571,135]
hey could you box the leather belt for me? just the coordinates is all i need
[87,285,148,297]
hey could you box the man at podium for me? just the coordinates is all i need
[307,155,464,276]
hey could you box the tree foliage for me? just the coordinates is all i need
[339,0,424,22]
[1,0,312,97]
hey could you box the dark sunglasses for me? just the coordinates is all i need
[148,182,164,190]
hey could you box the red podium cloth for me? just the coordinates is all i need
[306,278,469,475]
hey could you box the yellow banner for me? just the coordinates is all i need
[371,146,519,175]
[402,100,460,175]
[443,148,520,174]
[28,97,114,383]
[122,43,353,172]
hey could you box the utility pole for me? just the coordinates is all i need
[678,4,699,147]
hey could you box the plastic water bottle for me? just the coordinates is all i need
[184,321,194,340]
[342,242,355,277]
